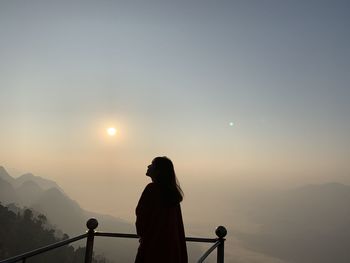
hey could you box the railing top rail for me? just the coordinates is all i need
[185,236,218,243]
[94,232,139,239]
[94,232,218,243]
[0,233,88,263]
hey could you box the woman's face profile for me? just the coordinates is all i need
[146,160,157,178]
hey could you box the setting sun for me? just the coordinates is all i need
[107,127,117,136]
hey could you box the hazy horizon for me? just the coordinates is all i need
[2,163,350,263]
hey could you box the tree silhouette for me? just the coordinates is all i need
[0,202,106,262]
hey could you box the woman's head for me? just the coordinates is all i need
[146,156,183,204]
[147,156,175,181]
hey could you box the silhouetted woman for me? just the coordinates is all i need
[135,156,188,263]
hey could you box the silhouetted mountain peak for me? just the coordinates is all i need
[19,172,35,178]
[0,166,8,174]
[0,176,18,204]
[0,166,15,184]
[19,180,43,190]
[44,187,64,197]
[38,187,82,212]
[16,172,63,192]
[0,176,13,189]
[16,180,44,206]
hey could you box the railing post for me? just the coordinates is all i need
[84,218,98,263]
[215,226,227,263]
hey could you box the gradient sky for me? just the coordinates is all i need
[1,0,350,219]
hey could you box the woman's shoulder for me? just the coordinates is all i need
[139,183,162,203]
[144,182,161,192]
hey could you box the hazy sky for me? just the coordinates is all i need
[1,0,350,219]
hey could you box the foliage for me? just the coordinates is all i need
[0,202,106,263]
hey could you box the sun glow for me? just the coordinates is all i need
[107,127,117,136]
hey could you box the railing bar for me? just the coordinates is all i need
[94,232,218,243]
[197,240,221,263]
[0,233,88,263]
[185,237,218,243]
[94,232,139,239]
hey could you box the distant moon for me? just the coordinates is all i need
[229,122,234,127]
[107,127,117,136]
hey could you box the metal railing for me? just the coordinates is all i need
[0,218,227,263]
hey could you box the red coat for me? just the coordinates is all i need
[135,183,188,263]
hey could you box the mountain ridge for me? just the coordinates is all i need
[0,166,138,262]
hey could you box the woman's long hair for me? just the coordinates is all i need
[152,156,184,205]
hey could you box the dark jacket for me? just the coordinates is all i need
[135,183,188,263]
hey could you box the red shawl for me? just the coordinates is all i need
[135,183,188,263]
